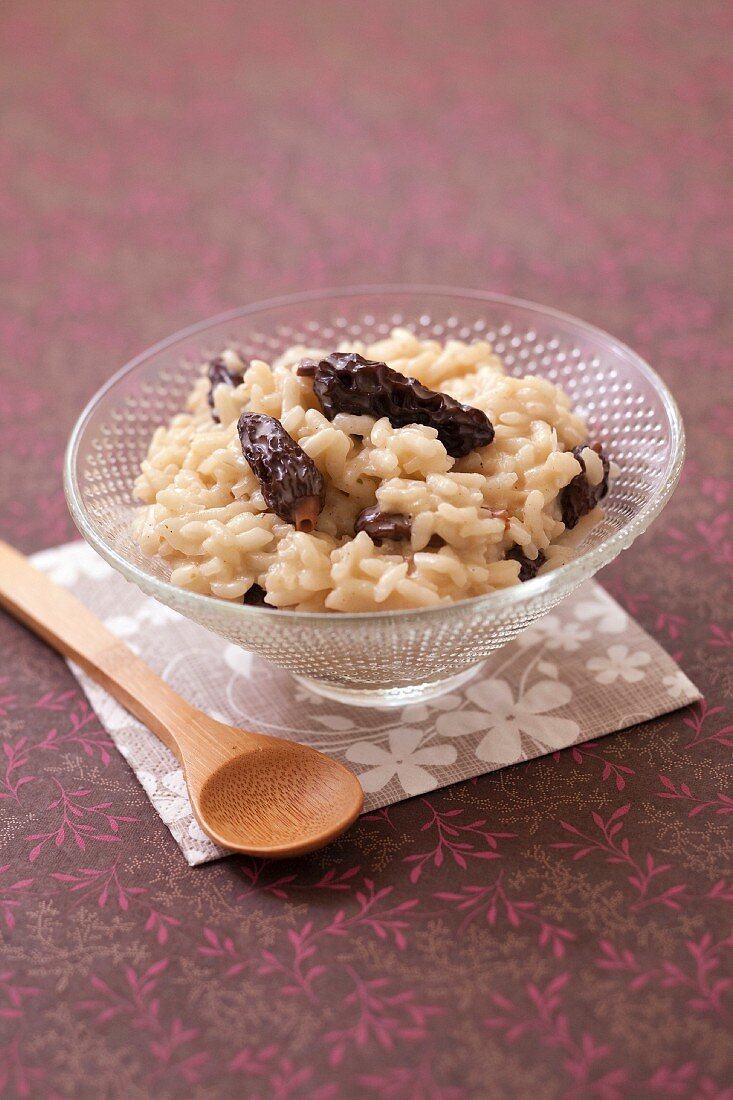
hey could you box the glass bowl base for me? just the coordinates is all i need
[293,664,484,708]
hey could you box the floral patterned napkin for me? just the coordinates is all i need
[32,542,700,866]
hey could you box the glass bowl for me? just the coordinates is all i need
[64,287,684,707]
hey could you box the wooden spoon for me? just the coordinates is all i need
[0,541,364,857]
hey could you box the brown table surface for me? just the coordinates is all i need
[1,2,731,1097]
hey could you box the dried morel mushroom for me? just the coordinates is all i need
[561,444,610,529]
[237,413,325,532]
[207,352,246,421]
[355,505,412,545]
[310,352,495,458]
[242,583,268,606]
[505,546,546,582]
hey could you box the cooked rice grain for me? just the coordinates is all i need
[133,329,602,611]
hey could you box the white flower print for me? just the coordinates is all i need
[104,614,141,638]
[138,769,191,824]
[662,670,696,700]
[586,645,651,684]
[207,710,231,724]
[141,601,180,626]
[518,613,592,652]
[138,774,217,864]
[185,819,220,864]
[223,644,254,678]
[188,819,211,845]
[345,727,456,795]
[574,591,628,634]
[105,601,180,640]
[293,687,325,706]
[138,770,157,797]
[33,541,110,586]
[398,694,462,726]
[437,678,580,765]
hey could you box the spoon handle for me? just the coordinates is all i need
[0,540,190,759]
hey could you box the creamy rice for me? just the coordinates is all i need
[133,329,606,611]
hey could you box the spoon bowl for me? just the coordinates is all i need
[193,737,363,855]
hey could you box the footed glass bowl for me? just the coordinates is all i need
[64,287,684,707]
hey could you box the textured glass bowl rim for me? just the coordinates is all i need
[64,284,685,625]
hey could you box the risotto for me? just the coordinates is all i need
[133,329,611,612]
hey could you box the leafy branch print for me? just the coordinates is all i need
[0,738,34,804]
[26,779,137,860]
[198,928,249,977]
[37,699,113,765]
[596,941,666,991]
[148,1019,209,1083]
[486,974,627,1099]
[80,959,170,1027]
[652,609,687,640]
[403,800,514,883]
[706,879,733,904]
[645,1062,698,1095]
[598,933,733,1019]
[645,1063,733,1098]
[258,879,419,1000]
[50,862,147,909]
[657,775,733,817]
[327,879,419,947]
[0,865,33,930]
[552,805,688,910]
[0,677,16,717]
[680,700,733,750]
[436,871,576,958]
[80,961,209,1084]
[709,623,733,648]
[259,921,326,1001]
[0,1038,46,1098]
[666,514,733,567]
[50,861,180,943]
[326,966,441,1067]
[0,971,40,1019]
[143,909,182,946]
[2,681,105,816]
[362,806,399,828]
[237,858,360,900]
[31,688,77,711]
[553,740,636,791]
[662,933,733,1018]
[228,1045,338,1099]
[359,1060,463,1099]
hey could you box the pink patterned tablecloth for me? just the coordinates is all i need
[1,3,731,1098]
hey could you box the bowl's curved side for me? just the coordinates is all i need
[64,287,685,692]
